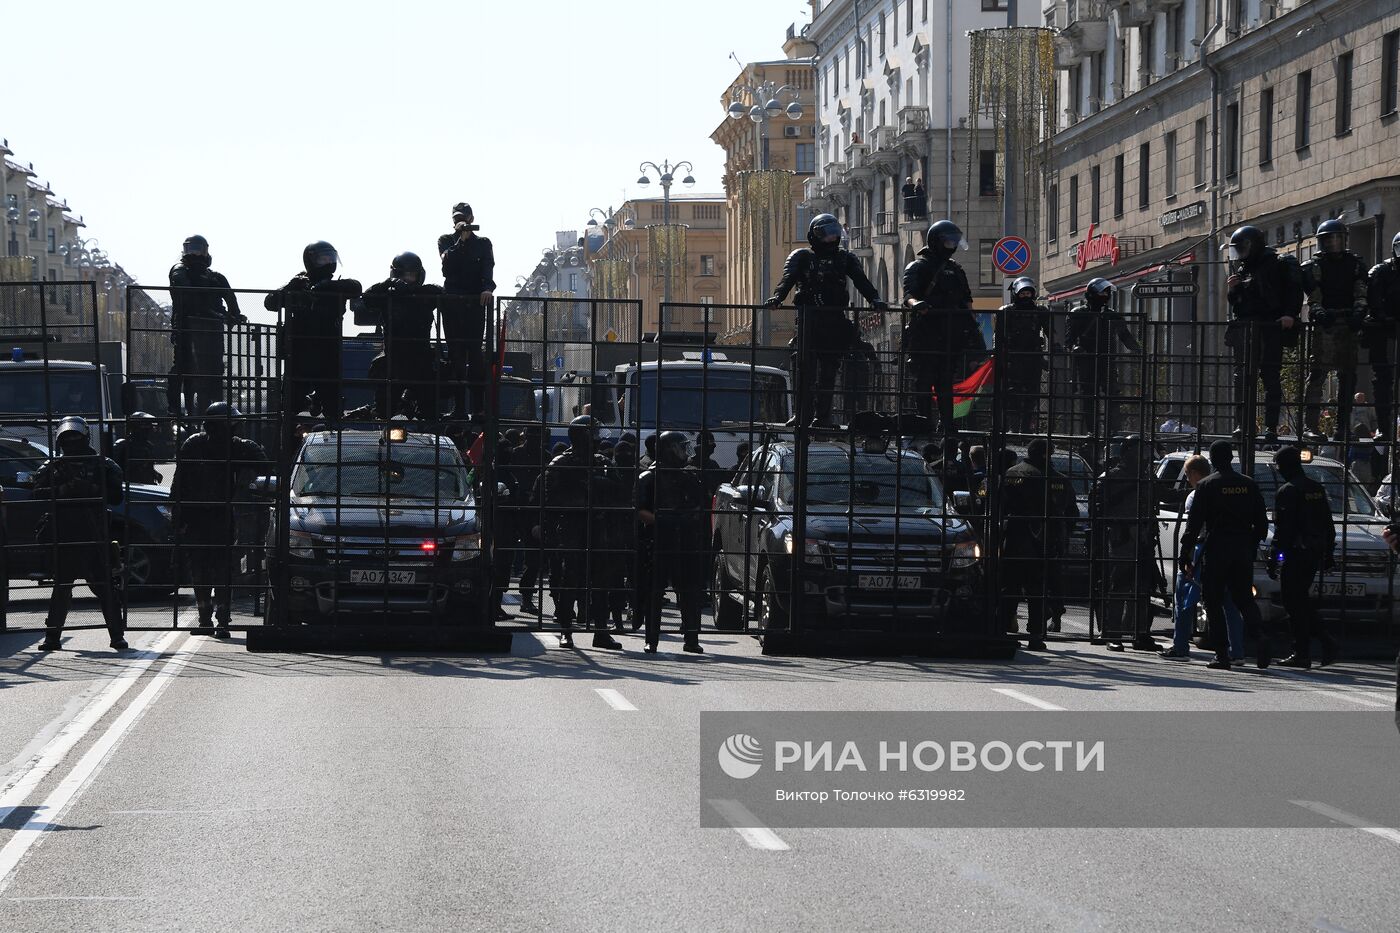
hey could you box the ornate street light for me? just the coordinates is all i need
[636,159,695,303]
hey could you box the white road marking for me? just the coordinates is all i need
[707,799,790,851]
[992,687,1066,711]
[6,896,147,902]
[0,631,182,825]
[1289,800,1400,848]
[594,688,638,711]
[0,634,203,894]
[1304,689,1393,709]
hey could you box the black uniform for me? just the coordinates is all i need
[171,432,269,629]
[998,300,1052,433]
[110,435,162,485]
[1227,247,1298,436]
[169,261,242,417]
[33,446,125,644]
[1088,458,1159,646]
[902,248,978,429]
[1064,303,1139,439]
[437,232,496,418]
[636,465,709,648]
[511,435,549,609]
[1272,473,1336,662]
[1302,251,1369,437]
[541,445,621,631]
[770,243,882,426]
[264,274,362,422]
[359,277,444,419]
[1179,466,1270,665]
[1366,256,1400,437]
[999,458,1079,641]
[927,453,974,497]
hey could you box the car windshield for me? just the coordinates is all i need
[1252,462,1379,517]
[633,369,789,430]
[292,441,470,501]
[1053,453,1093,498]
[498,381,538,421]
[2,371,103,415]
[779,451,946,512]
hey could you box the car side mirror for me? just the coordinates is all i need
[248,475,279,498]
[951,490,974,515]
[13,471,34,488]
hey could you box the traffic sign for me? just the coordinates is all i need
[1134,282,1197,299]
[993,236,1031,276]
[554,355,565,369]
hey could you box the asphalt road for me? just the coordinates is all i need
[2,593,1398,933]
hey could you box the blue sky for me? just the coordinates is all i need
[5,0,807,320]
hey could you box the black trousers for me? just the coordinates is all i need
[642,540,704,646]
[903,313,970,432]
[1005,360,1044,434]
[1101,551,1154,640]
[174,319,226,417]
[1366,330,1395,437]
[46,545,124,640]
[1280,554,1324,658]
[793,308,849,425]
[1200,543,1265,661]
[553,534,608,630]
[1001,550,1055,638]
[1071,355,1121,439]
[444,301,486,418]
[1228,321,1283,435]
[187,542,236,625]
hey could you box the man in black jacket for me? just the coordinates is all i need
[264,241,362,425]
[1365,231,1400,439]
[1301,220,1370,441]
[34,417,127,651]
[437,202,496,421]
[999,277,1053,434]
[1225,225,1301,441]
[168,235,245,418]
[1179,440,1271,669]
[1065,278,1139,442]
[1088,435,1160,652]
[111,411,163,485]
[357,252,443,419]
[766,213,887,428]
[902,219,978,434]
[1000,438,1079,650]
[1271,446,1337,668]
[636,431,708,654]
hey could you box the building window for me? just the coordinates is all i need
[907,0,914,33]
[1090,165,1102,224]
[1047,182,1059,244]
[1164,131,1178,198]
[981,0,1008,9]
[1089,53,1105,112]
[844,48,851,89]
[1296,70,1312,150]
[1194,117,1206,188]
[1224,101,1240,180]
[978,240,999,288]
[1138,141,1151,210]
[979,150,998,196]
[1335,51,1354,136]
[1167,2,1186,71]
[1069,175,1080,235]
[1259,86,1274,166]
[47,228,56,253]
[28,213,39,239]
[922,0,928,23]
[879,12,886,56]
[796,205,812,236]
[795,142,815,174]
[1141,21,1156,81]
[699,296,716,322]
[692,204,722,220]
[700,255,716,276]
[1383,30,1399,116]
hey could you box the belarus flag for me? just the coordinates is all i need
[932,358,996,420]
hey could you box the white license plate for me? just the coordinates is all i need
[1315,581,1366,597]
[857,574,923,590]
[349,569,417,585]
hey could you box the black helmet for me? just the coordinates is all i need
[1010,276,1037,301]
[203,401,241,436]
[1117,433,1146,467]
[391,252,425,284]
[567,415,600,450]
[1228,226,1266,263]
[1085,277,1114,307]
[303,241,340,276]
[1275,445,1304,474]
[926,219,965,255]
[1392,230,1400,260]
[807,213,843,248]
[182,235,209,256]
[657,430,692,468]
[55,415,90,446]
[1315,218,1348,254]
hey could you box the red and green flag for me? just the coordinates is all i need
[932,358,996,420]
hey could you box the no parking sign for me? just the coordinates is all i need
[992,236,1031,276]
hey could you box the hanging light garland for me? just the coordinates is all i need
[966,26,1056,219]
[735,169,794,302]
[592,259,631,300]
[647,223,689,296]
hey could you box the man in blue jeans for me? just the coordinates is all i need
[1161,455,1245,661]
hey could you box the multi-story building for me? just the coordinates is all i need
[709,26,817,348]
[803,0,1042,353]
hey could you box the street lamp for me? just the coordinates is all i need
[636,159,695,303]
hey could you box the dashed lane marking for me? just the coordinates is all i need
[707,799,790,851]
[992,687,1067,711]
[594,688,638,711]
[1290,800,1400,848]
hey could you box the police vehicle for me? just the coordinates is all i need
[258,427,489,626]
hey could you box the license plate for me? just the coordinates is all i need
[857,574,922,590]
[349,569,417,585]
[1315,581,1366,597]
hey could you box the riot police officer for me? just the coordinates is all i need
[171,402,269,637]
[358,252,444,419]
[265,241,362,423]
[1000,438,1079,651]
[1302,219,1369,441]
[1064,279,1140,443]
[437,202,496,421]
[901,220,978,433]
[1179,440,1271,669]
[1365,231,1400,439]
[33,417,127,651]
[111,411,163,485]
[168,235,245,419]
[1225,225,1300,442]
[1271,446,1338,668]
[541,415,624,650]
[636,431,708,654]
[766,213,887,428]
[927,435,974,497]
[999,277,1053,434]
[1088,435,1160,652]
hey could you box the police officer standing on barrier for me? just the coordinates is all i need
[438,203,496,422]
[357,252,443,419]
[265,241,362,423]
[34,417,127,651]
[542,416,623,650]
[168,235,245,419]
[1065,278,1140,443]
[902,220,977,434]
[999,277,1053,435]
[1225,225,1300,442]
[171,403,269,637]
[111,412,163,485]
[1302,220,1369,442]
[1179,440,1271,669]
[1366,231,1400,440]
[765,213,887,428]
[1088,435,1160,652]
[1272,445,1338,668]
[636,431,707,654]
[1000,437,1078,651]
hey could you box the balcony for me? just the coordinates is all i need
[872,211,900,245]
[841,143,875,188]
[1117,0,1153,26]
[1054,35,1080,69]
[820,160,852,202]
[803,177,835,212]
[1063,0,1108,55]
[868,126,901,173]
[845,225,872,256]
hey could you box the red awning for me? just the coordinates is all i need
[1044,263,1172,303]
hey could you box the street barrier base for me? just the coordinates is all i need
[245,623,513,654]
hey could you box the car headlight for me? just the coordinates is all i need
[288,530,317,559]
[950,540,982,568]
[783,532,825,564]
[453,533,482,561]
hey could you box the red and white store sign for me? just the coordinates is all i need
[1075,223,1121,272]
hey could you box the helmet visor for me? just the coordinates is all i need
[1318,233,1345,254]
[812,218,842,242]
[307,247,339,270]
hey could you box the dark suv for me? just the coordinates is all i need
[710,440,1004,655]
